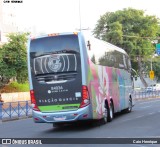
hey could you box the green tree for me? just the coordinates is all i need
[0,32,29,89]
[153,58,160,82]
[93,8,160,87]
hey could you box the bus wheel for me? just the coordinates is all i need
[102,104,108,124]
[126,97,132,113]
[107,102,114,122]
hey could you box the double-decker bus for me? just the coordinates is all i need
[27,32,134,127]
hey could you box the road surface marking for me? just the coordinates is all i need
[148,112,155,115]
[139,106,152,109]
[120,115,145,122]
[134,115,145,118]
[138,99,160,105]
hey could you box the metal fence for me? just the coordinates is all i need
[0,101,32,121]
[134,90,160,99]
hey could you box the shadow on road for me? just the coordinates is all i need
[44,121,102,133]
[43,110,133,134]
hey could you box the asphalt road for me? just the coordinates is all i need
[0,98,160,147]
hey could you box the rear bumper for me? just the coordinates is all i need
[32,105,92,123]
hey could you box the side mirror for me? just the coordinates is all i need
[87,40,91,50]
[131,68,138,81]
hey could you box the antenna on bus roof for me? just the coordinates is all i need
[79,0,82,31]
[77,0,90,32]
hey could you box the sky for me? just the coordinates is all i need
[3,0,160,34]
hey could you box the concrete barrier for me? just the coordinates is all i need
[1,92,30,102]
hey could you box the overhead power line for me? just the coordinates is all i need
[122,35,160,39]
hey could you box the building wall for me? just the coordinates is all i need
[1,92,30,102]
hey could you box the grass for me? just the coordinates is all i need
[1,82,29,93]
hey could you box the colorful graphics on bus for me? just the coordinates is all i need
[87,60,129,119]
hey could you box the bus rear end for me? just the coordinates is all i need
[27,33,91,124]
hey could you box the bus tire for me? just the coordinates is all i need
[101,103,108,124]
[107,102,114,122]
[126,97,132,113]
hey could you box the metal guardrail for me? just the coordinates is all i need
[134,90,160,99]
[0,101,32,121]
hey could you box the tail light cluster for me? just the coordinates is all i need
[30,90,40,111]
[79,86,90,108]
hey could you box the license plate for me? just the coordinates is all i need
[53,116,66,121]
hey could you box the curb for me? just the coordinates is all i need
[1,115,32,122]
[135,96,160,101]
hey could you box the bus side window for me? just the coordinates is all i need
[91,54,96,64]
[87,39,105,65]
[123,54,128,71]
[87,40,98,64]
[114,51,125,69]
[128,58,131,71]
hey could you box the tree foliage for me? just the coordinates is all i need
[0,33,29,89]
[93,8,159,54]
[93,8,160,86]
[153,59,160,81]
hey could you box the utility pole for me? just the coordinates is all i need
[151,57,153,71]
[78,0,82,31]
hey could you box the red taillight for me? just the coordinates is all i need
[31,37,36,40]
[34,118,39,121]
[82,86,88,99]
[30,90,40,111]
[79,86,90,108]
[48,33,59,37]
